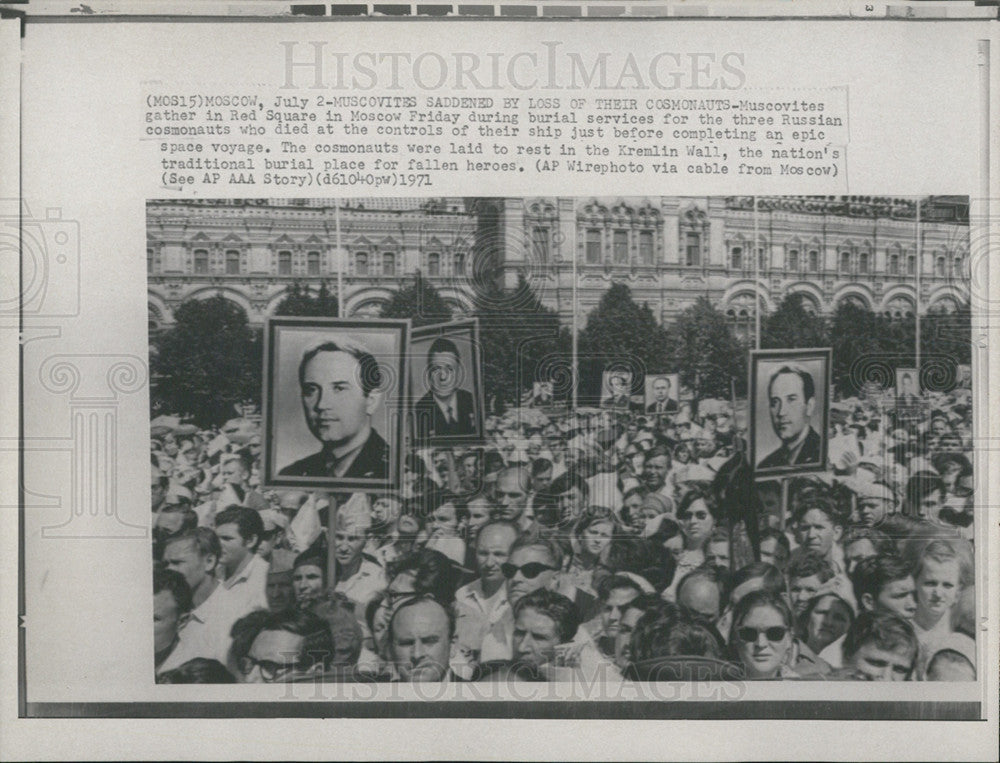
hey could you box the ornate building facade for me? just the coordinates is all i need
[147,196,969,340]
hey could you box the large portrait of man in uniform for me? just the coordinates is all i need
[410,319,483,443]
[261,317,409,491]
[750,348,831,477]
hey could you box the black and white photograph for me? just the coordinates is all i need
[600,366,639,413]
[261,316,408,490]
[140,196,978,698]
[750,349,830,476]
[896,367,920,401]
[643,373,680,416]
[958,363,972,389]
[410,319,484,443]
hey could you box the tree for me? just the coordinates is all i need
[762,293,830,350]
[273,280,339,317]
[474,273,569,412]
[380,273,453,327]
[664,296,747,399]
[829,301,895,397]
[578,282,670,402]
[151,294,260,426]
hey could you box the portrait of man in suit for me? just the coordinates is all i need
[601,370,637,413]
[279,338,389,480]
[645,375,679,415]
[263,317,408,490]
[414,336,477,440]
[756,363,824,471]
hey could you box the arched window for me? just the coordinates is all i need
[808,250,819,271]
[788,249,799,271]
[888,253,899,275]
[839,251,852,273]
[382,252,395,276]
[194,249,209,274]
[859,253,869,274]
[278,250,292,275]
[953,256,963,276]
[147,248,154,274]
[758,247,767,271]
[613,230,628,263]
[307,251,320,276]
[586,229,601,264]
[639,231,654,265]
[454,251,465,275]
[730,246,742,270]
[935,256,945,276]
[428,252,440,276]
[226,249,241,275]
[355,252,369,276]
[907,255,916,275]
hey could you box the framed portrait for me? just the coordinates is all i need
[409,319,485,444]
[895,367,920,398]
[643,373,680,416]
[750,348,832,477]
[600,366,639,413]
[958,363,972,389]
[261,316,409,491]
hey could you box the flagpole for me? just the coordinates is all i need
[915,198,921,379]
[572,217,578,410]
[336,200,343,318]
[754,196,761,350]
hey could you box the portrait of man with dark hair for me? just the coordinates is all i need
[414,336,476,438]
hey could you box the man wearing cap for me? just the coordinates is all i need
[646,376,679,415]
[758,364,823,470]
[333,494,388,613]
[279,339,389,480]
[415,337,477,439]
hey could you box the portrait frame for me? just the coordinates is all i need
[409,318,485,445]
[643,372,681,416]
[261,316,410,492]
[749,347,832,478]
[895,367,920,398]
[958,363,972,389]
[600,366,639,412]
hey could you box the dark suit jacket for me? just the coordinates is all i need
[279,428,389,480]
[414,388,476,439]
[757,426,822,470]
[646,399,679,415]
[601,395,639,414]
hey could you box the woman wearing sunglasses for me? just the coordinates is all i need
[729,589,798,680]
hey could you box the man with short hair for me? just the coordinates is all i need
[389,596,455,682]
[161,528,249,669]
[758,365,822,470]
[495,467,535,533]
[279,339,389,479]
[332,496,388,613]
[704,529,731,570]
[214,505,270,619]
[851,555,917,621]
[454,521,519,662]
[415,336,477,439]
[153,567,194,676]
[238,609,334,683]
[787,553,836,615]
[758,528,791,571]
[585,574,644,656]
[601,372,634,412]
[511,589,581,672]
[842,525,894,576]
[676,566,727,623]
[642,446,673,500]
[646,376,679,415]
[840,611,919,681]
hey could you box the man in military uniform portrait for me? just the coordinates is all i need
[279,338,389,480]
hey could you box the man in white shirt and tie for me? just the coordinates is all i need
[646,376,679,416]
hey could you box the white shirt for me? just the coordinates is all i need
[335,558,387,613]
[156,584,247,675]
[454,579,509,657]
[220,553,269,621]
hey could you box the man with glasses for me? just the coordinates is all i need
[239,609,334,683]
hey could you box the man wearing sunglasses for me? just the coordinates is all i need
[239,609,333,683]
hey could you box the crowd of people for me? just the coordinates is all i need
[151,382,977,687]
